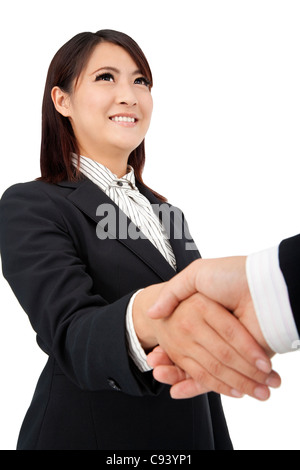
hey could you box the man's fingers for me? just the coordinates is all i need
[148,291,280,401]
[204,299,272,374]
[152,363,277,401]
[178,356,271,401]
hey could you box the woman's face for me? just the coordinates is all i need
[56,42,153,168]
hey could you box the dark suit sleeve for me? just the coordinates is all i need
[0,183,161,396]
[279,234,300,335]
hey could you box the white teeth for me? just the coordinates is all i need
[111,116,136,123]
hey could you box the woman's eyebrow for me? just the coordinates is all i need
[90,66,142,76]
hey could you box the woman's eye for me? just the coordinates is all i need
[134,76,151,88]
[95,73,114,82]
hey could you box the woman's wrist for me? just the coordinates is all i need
[132,283,166,351]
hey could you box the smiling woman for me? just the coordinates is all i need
[0,28,271,451]
[51,42,153,177]
[39,29,158,195]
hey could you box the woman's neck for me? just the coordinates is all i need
[79,150,129,178]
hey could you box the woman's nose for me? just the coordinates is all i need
[116,83,137,107]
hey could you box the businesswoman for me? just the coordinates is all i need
[0,29,270,450]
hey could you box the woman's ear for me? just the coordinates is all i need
[51,86,71,117]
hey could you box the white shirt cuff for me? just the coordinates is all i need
[246,246,300,354]
[125,289,153,372]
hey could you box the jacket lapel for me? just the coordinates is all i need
[136,182,201,272]
[58,178,177,282]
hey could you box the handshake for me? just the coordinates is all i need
[134,256,284,401]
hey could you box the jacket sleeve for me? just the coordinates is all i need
[279,234,300,335]
[0,183,162,396]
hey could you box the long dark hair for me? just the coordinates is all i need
[39,29,166,201]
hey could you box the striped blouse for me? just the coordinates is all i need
[72,154,176,371]
[73,155,176,271]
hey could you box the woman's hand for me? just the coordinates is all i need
[133,287,280,400]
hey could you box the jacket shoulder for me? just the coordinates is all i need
[0,180,77,206]
[0,181,72,231]
[1,180,52,200]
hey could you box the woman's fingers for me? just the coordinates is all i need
[170,378,210,399]
[152,368,211,399]
[152,364,187,385]
[147,346,174,367]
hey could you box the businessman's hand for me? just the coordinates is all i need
[147,257,281,399]
[147,291,279,400]
[147,344,280,399]
[148,256,272,355]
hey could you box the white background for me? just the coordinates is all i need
[0,0,299,450]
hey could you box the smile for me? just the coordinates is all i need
[110,116,137,123]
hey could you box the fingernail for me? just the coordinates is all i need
[256,359,272,374]
[147,304,160,318]
[231,389,244,398]
[254,386,270,401]
[265,375,281,389]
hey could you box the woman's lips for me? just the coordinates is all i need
[109,114,139,127]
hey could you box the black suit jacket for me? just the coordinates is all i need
[0,178,232,450]
[279,234,300,334]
